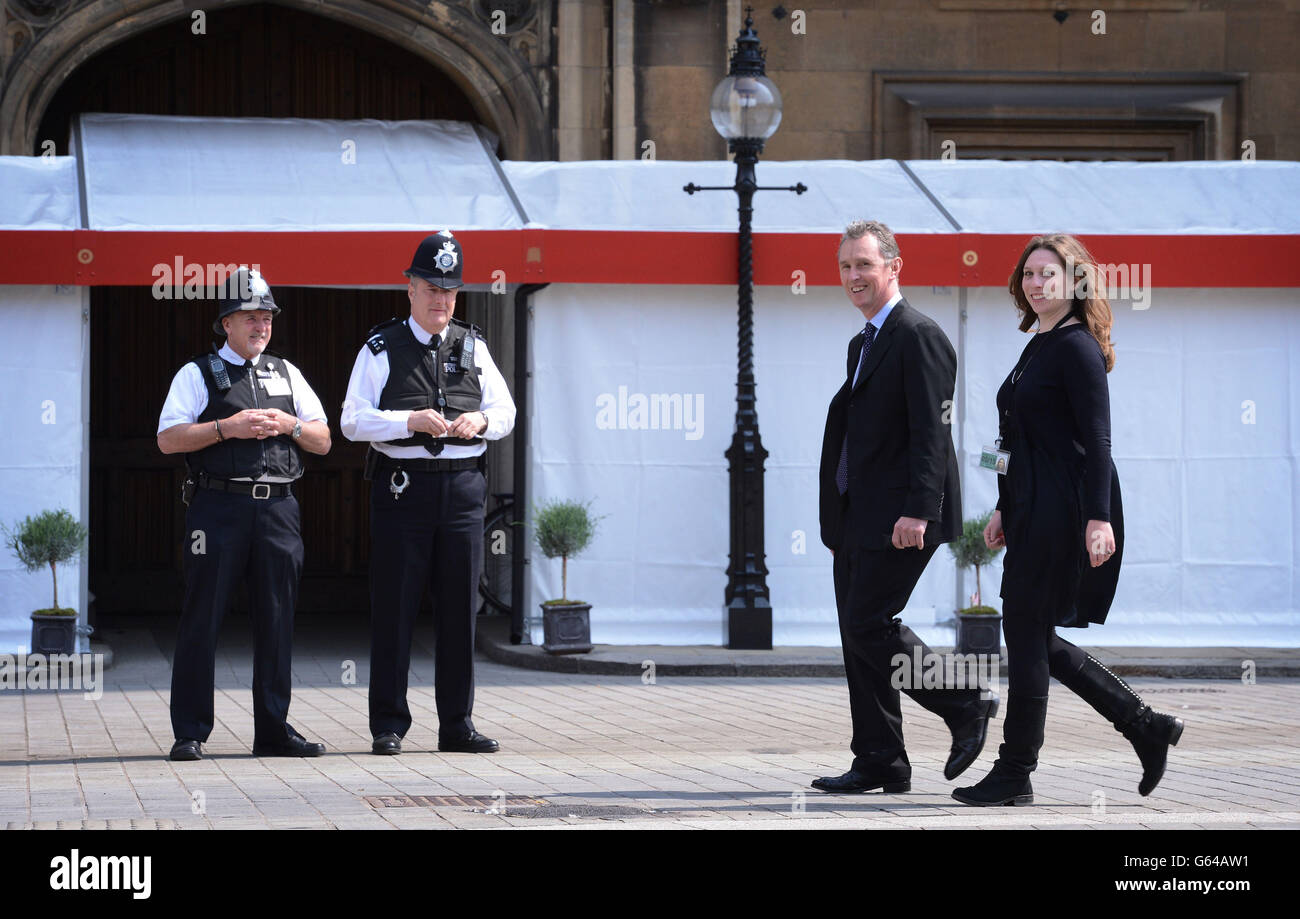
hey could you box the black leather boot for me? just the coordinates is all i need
[951,695,1048,807]
[1054,655,1184,796]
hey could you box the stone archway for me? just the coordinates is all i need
[0,0,551,158]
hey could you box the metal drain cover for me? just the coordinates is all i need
[500,804,653,819]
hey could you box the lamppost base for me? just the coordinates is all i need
[725,601,773,650]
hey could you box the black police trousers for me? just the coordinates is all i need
[368,467,485,741]
[171,488,303,744]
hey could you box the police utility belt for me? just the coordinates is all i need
[363,447,483,480]
[183,472,293,504]
[365,448,483,503]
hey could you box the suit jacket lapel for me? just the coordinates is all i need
[851,299,906,394]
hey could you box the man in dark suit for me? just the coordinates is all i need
[813,220,998,793]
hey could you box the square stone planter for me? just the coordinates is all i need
[542,602,593,655]
[955,611,1003,658]
[31,613,77,655]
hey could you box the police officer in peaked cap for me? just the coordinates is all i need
[342,230,516,755]
[157,266,332,761]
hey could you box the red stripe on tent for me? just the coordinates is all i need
[0,230,1297,287]
[0,230,533,286]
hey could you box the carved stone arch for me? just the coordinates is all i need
[0,0,551,158]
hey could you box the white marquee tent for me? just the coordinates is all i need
[0,114,1296,652]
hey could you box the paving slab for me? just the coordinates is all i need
[1,616,1296,829]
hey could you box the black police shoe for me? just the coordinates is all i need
[169,739,202,762]
[372,733,402,755]
[252,728,325,757]
[437,731,499,754]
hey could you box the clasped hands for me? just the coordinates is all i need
[407,408,487,439]
[224,408,296,440]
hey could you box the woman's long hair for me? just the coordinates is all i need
[1008,234,1116,372]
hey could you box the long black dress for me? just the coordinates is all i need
[995,322,1124,627]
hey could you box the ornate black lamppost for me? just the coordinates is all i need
[685,10,805,649]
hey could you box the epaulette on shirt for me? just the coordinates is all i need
[365,318,404,354]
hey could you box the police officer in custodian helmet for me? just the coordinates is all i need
[157,267,332,761]
[342,231,516,755]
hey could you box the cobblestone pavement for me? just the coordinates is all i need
[2,623,1297,830]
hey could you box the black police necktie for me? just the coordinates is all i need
[423,333,445,456]
[835,323,877,496]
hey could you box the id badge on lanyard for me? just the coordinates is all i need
[980,442,1010,475]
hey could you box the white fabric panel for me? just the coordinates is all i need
[0,286,87,653]
[906,160,1300,234]
[501,160,955,232]
[0,156,80,229]
[533,282,1299,646]
[960,287,1300,646]
[528,283,962,646]
[78,113,523,231]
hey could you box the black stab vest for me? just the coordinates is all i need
[187,349,303,480]
[371,318,484,448]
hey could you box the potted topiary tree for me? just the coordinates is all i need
[3,509,89,655]
[533,499,600,654]
[949,510,1004,657]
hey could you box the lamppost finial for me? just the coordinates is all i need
[730,7,766,77]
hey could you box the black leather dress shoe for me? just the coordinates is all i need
[252,729,325,757]
[810,769,911,794]
[372,733,402,755]
[437,731,499,753]
[945,693,1000,781]
[169,739,202,762]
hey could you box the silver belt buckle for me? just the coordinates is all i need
[251,483,272,500]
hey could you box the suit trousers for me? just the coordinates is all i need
[171,488,302,744]
[368,467,485,741]
[834,538,978,774]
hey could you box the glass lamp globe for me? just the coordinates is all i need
[709,74,783,141]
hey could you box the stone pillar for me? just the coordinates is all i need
[558,0,611,161]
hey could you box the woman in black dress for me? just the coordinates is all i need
[953,234,1183,806]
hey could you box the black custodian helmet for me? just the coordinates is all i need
[213,266,279,335]
[406,230,464,289]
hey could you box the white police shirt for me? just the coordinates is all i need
[340,315,515,459]
[157,343,327,481]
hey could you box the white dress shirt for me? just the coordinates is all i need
[340,315,516,459]
[852,290,903,387]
